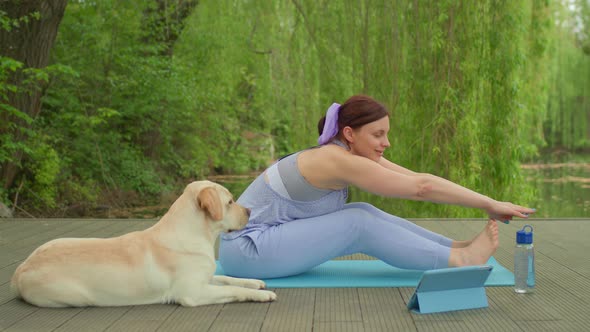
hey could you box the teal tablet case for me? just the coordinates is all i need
[407,265,493,314]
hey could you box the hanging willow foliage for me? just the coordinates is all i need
[175,0,550,217]
[545,0,590,151]
[5,0,586,217]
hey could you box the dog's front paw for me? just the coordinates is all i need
[242,278,267,290]
[256,290,277,302]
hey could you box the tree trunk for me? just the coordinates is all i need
[142,0,199,56]
[139,0,198,158]
[0,0,68,190]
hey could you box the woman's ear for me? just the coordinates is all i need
[342,126,354,144]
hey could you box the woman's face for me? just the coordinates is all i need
[346,116,391,161]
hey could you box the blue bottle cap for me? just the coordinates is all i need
[516,224,533,244]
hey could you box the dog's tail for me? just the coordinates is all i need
[10,264,23,299]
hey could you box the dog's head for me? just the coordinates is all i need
[185,181,250,233]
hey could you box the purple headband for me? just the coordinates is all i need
[317,103,341,145]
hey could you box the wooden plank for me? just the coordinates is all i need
[207,301,271,332]
[53,307,131,332]
[261,288,315,332]
[515,320,586,332]
[313,321,366,332]
[460,310,523,332]
[0,219,116,245]
[2,307,83,332]
[103,304,176,332]
[358,288,416,331]
[529,277,590,327]
[0,220,83,254]
[314,289,362,323]
[0,218,589,332]
[0,299,39,331]
[0,219,29,234]
[487,287,558,323]
[155,304,224,332]
[414,320,473,332]
[0,219,52,239]
[520,220,590,275]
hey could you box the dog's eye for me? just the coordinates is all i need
[228,199,234,205]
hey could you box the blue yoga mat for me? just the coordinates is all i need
[215,257,514,288]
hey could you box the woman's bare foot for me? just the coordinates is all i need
[451,240,472,248]
[452,221,500,248]
[448,219,499,267]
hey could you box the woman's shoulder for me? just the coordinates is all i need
[296,145,351,189]
[299,144,368,179]
[300,143,350,162]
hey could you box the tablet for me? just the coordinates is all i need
[407,265,493,314]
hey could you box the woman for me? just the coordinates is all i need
[219,95,535,278]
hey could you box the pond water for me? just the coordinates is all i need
[521,154,590,218]
[216,153,590,219]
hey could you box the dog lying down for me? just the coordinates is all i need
[11,181,277,307]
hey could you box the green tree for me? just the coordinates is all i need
[1,0,568,218]
[0,0,68,208]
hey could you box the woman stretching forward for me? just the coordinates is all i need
[219,95,535,278]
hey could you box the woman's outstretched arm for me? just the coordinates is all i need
[332,152,534,220]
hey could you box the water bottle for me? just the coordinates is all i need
[514,225,535,293]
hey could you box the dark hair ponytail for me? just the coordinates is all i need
[317,95,389,138]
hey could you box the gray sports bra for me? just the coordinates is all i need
[267,140,348,201]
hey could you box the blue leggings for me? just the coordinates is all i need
[219,202,453,278]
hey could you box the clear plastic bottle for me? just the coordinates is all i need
[514,225,535,293]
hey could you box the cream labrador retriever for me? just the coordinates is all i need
[11,180,277,307]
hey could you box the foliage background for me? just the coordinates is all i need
[1,0,589,218]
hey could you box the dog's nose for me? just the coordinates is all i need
[246,208,251,216]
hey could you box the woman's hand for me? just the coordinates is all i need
[486,201,536,223]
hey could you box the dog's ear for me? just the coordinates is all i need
[197,187,223,221]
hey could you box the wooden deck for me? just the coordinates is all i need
[0,218,588,332]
